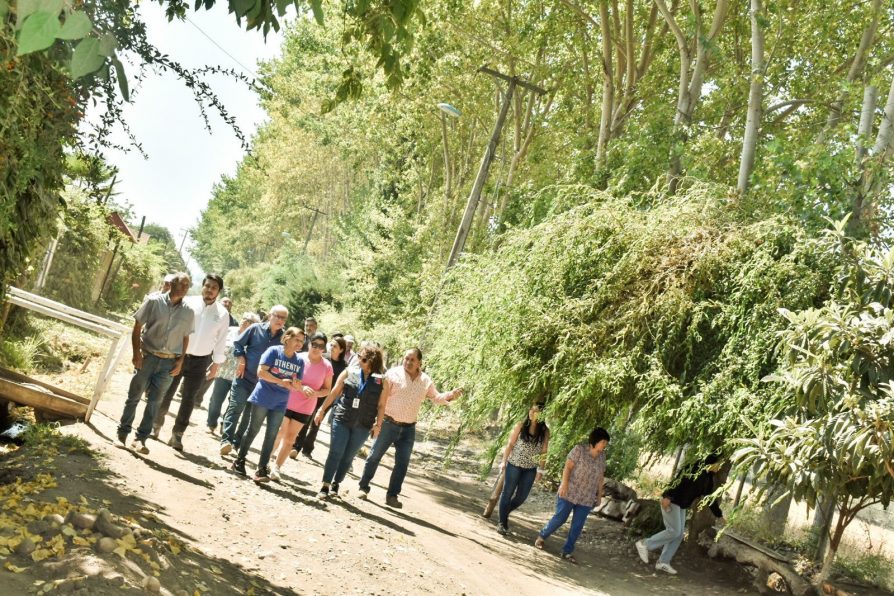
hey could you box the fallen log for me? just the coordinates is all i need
[701,530,817,596]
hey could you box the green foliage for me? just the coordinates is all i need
[0,334,45,373]
[834,549,892,591]
[36,189,166,313]
[141,223,187,274]
[1,19,78,299]
[259,246,340,324]
[422,184,836,472]
[733,227,894,578]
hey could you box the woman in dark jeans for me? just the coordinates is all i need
[230,327,305,483]
[291,336,348,459]
[313,345,389,499]
[497,401,549,534]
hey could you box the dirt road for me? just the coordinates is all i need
[27,354,753,596]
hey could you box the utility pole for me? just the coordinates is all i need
[422,68,546,349]
[178,229,188,259]
[445,66,545,269]
[297,204,326,255]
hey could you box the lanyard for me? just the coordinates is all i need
[358,371,370,397]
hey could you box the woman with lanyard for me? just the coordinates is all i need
[270,332,333,480]
[230,327,305,483]
[313,345,389,499]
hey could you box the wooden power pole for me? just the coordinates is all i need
[422,68,545,349]
[445,66,545,269]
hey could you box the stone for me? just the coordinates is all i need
[95,509,128,539]
[105,574,125,587]
[27,520,52,535]
[65,511,97,530]
[142,575,161,593]
[15,537,36,556]
[43,513,65,526]
[96,537,117,554]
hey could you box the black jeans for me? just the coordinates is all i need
[292,396,325,454]
[154,354,211,435]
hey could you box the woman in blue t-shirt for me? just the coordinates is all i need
[231,327,305,482]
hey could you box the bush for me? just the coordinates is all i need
[422,183,837,473]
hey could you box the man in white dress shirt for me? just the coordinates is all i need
[153,274,230,451]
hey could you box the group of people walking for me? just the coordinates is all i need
[115,270,725,574]
[115,271,461,509]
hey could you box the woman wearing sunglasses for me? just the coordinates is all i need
[313,345,389,499]
[270,332,333,480]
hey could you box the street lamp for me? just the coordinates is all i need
[437,102,461,207]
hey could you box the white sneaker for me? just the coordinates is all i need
[219,443,233,456]
[655,562,677,575]
[269,466,282,481]
[635,540,649,564]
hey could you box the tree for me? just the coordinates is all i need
[733,223,894,583]
[141,223,187,274]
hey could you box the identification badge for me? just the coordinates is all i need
[352,397,360,409]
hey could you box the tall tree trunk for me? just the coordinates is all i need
[736,0,764,195]
[820,0,883,138]
[596,0,615,169]
[441,113,453,204]
[810,497,835,562]
[853,74,894,237]
[655,0,729,193]
[849,85,877,237]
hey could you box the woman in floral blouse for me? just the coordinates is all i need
[534,427,610,563]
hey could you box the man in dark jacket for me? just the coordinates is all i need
[634,454,725,575]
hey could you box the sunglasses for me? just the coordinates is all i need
[359,355,369,362]
[311,342,326,349]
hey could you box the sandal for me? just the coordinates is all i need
[561,552,578,564]
[534,536,545,550]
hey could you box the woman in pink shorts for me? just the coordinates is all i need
[270,332,333,480]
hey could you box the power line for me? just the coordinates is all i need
[185,16,259,79]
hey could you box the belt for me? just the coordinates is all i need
[145,350,178,360]
[186,353,212,359]
[384,415,415,427]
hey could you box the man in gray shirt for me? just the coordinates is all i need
[117,272,194,454]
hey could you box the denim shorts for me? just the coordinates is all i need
[284,409,312,424]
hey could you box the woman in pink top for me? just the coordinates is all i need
[270,332,333,480]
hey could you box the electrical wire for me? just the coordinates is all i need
[185,16,260,79]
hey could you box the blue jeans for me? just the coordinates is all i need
[498,463,537,527]
[220,378,255,447]
[645,503,686,564]
[118,353,177,442]
[322,418,371,485]
[206,377,233,429]
[236,403,285,469]
[359,419,415,497]
[539,496,593,555]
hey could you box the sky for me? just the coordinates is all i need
[91,4,286,275]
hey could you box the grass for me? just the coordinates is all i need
[1,312,109,374]
[834,548,892,590]
[23,423,93,457]
[726,498,894,591]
